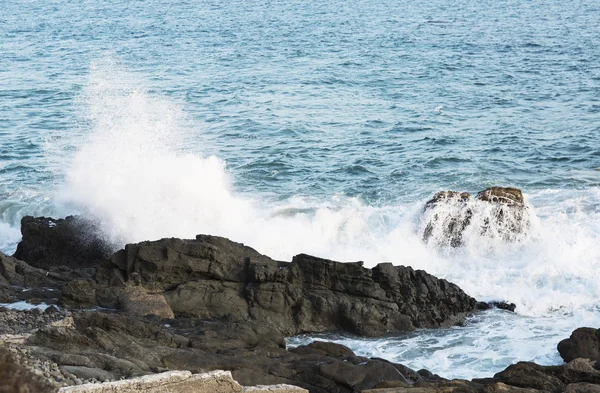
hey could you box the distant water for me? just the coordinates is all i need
[2,0,600,379]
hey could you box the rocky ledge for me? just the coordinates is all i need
[1,211,599,392]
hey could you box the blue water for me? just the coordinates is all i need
[2,0,600,379]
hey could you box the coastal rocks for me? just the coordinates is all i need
[13,215,111,271]
[22,309,429,393]
[422,186,529,246]
[0,307,69,337]
[361,358,600,393]
[93,235,478,337]
[558,328,600,362]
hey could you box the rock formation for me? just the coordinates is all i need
[62,234,479,337]
[423,187,530,246]
[4,215,600,392]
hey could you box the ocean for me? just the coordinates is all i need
[1,0,600,379]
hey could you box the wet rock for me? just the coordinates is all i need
[558,328,600,363]
[13,215,111,270]
[423,187,529,247]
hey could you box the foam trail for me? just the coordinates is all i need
[58,62,600,377]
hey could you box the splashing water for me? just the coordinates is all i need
[10,62,600,379]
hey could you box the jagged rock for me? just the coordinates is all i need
[423,187,529,247]
[423,191,474,247]
[558,328,600,363]
[13,216,111,270]
[94,235,477,337]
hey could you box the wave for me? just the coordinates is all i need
[0,62,578,324]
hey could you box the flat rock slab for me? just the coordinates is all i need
[58,370,307,393]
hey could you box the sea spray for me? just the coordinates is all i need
[53,63,600,379]
[57,64,600,317]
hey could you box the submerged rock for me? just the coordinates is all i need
[423,186,530,247]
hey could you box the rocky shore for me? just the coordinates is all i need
[1,189,599,393]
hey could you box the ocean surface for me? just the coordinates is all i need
[2,0,600,379]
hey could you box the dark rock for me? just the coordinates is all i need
[494,362,566,392]
[558,328,600,363]
[319,358,408,391]
[94,235,477,337]
[477,301,517,312]
[13,215,111,270]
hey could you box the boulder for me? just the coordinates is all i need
[558,328,600,363]
[423,191,473,247]
[13,216,111,270]
[423,187,529,246]
[95,235,478,337]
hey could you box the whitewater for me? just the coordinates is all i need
[2,0,600,380]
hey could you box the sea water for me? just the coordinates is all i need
[1,0,599,379]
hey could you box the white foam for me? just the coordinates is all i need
[0,221,21,255]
